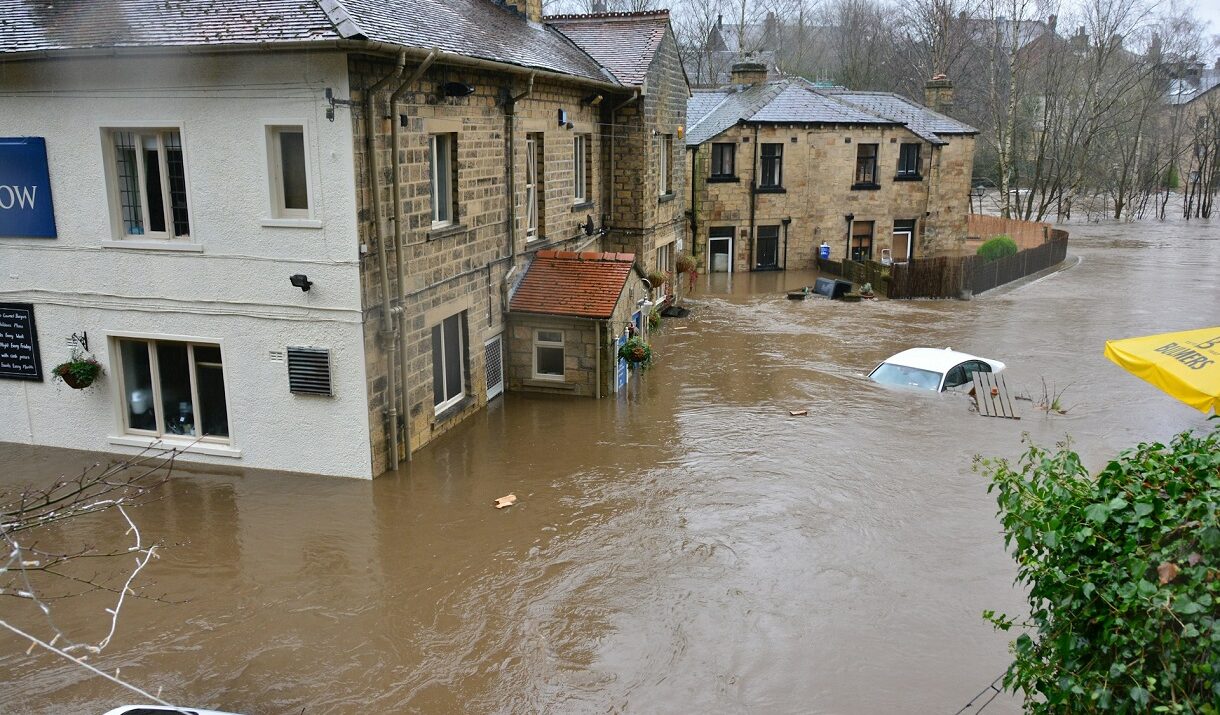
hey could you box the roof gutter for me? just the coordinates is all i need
[0,40,625,92]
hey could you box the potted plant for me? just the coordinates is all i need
[617,336,653,369]
[53,350,104,390]
[859,282,875,298]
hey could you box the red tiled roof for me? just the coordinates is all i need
[546,11,670,87]
[510,250,637,319]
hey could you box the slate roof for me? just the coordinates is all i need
[546,11,669,87]
[686,81,891,146]
[510,250,636,320]
[340,0,612,83]
[0,0,341,53]
[821,88,978,143]
[0,0,617,84]
[1166,69,1220,106]
[686,79,977,146]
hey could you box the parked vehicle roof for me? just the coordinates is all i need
[880,347,1001,374]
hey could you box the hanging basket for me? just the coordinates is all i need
[617,336,653,369]
[53,352,103,390]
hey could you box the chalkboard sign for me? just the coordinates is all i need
[0,302,43,381]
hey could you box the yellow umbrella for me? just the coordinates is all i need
[1104,327,1220,413]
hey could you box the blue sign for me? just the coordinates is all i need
[0,137,57,238]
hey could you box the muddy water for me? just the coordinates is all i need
[2,218,1217,714]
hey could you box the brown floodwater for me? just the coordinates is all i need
[2,217,1217,714]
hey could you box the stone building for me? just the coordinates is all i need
[0,0,688,478]
[506,250,649,397]
[686,66,977,273]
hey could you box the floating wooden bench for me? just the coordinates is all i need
[973,372,1019,419]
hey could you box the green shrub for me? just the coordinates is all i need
[977,235,1019,262]
[977,427,1220,713]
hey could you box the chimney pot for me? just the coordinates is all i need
[924,75,954,116]
[504,0,542,23]
[730,61,769,86]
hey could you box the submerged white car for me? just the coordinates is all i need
[868,347,1006,392]
[103,702,246,707]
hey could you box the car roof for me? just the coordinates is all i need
[881,347,992,373]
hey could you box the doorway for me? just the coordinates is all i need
[708,227,734,273]
[850,220,875,262]
[892,220,916,263]
[756,225,780,270]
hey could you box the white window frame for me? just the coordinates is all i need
[430,133,455,228]
[659,134,673,195]
[525,134,540,240]
[532,329,566,381]
[107,333,233,447]
[262,122,318,226]
[432,312,467,414]
[101,123,193,242]
[573,134,589,203]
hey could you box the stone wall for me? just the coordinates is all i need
[690,123,975,272]
[605,29,688,290]
[349,51,677,473]
[506,315,598,396]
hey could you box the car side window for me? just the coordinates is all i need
[963,360,992,381]
[943,364,968,389]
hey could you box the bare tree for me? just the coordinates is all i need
[2,448,180,704]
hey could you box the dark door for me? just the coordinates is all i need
[756,226,779,269]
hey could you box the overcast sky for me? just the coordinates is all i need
[1201,0,1220,43]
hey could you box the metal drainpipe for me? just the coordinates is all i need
[595,320,602,400]
[749,124,759,271]
[386,50,436,465]
[367,51,406,471]
[782,216,791,270]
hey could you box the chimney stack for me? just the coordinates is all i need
[1046,14,1056,34]
[924,74,954,116]
[504,0,542,23]
[730,60,769,86]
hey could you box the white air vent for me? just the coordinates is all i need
[268,350,285,364]
[286,346,332,396]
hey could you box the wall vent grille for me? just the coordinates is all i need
[286,346,332,396]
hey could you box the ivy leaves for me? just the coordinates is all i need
[979,426,1220,713]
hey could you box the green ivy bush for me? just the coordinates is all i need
[978,426,1220,713]
[977,235,1019,262]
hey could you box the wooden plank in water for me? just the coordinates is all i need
[974,372,1019,419]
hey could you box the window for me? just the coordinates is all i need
[107,129,190,239]
[266,125,311,219]
[656,241,672,272]
[711,142,736,178]
[573,134,591,203]
[432,312,467,413]
[851,220,874,261]
[430,133,456,227]
[526,133,544,240]
[660,134,673,195]
[896,143,921,178]
[854,144,878,186]
[760,143,783,188]
[114,338,229,441]
[533,329,565,381]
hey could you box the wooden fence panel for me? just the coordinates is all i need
[819,235,1067,299]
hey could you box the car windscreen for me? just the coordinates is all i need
[869,362,942,391]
